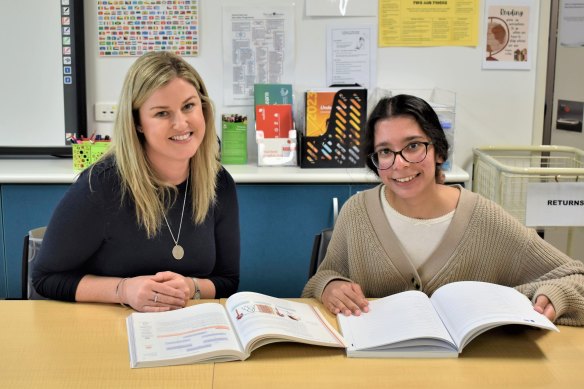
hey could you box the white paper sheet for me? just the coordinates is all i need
[326,25,376,90]
[559,0,584,47]
[222,6,295,106]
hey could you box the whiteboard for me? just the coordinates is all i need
[0,0,67,147]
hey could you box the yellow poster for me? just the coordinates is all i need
[378,0,479,47]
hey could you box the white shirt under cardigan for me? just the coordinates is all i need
[380,185,454,270]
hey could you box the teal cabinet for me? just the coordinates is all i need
[1,185,70,298]
[0,182,377,299]
[236,184,353,297]
[235,183,375,297]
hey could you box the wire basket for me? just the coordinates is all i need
[472,146,584,225]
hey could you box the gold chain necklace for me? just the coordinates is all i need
[162,175,189,260]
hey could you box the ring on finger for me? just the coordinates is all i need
[154,292,159,303]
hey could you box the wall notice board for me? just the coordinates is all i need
[3,0,545,168]
[0,0,85,153]
[85,0,544,170]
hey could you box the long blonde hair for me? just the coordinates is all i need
[106,51,220,238]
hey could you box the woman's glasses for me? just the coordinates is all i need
[368,142,433,170]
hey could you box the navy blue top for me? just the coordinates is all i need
[32,157,240,301]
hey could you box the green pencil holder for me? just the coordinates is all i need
[72,142,111,172]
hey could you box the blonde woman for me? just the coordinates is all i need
[33,52,239,312]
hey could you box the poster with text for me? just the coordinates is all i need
[559,0,584,47]
[222,6,295,106]
[378,0,479,47]
[326,25,376,90]
[483,0,535,70]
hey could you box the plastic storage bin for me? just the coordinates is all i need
[472,145,584,225]
[72,142,111,172]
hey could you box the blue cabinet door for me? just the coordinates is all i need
[236,184,351,297]
[0,183,371,299]
[1,185,69,298]
[351,184,377,196]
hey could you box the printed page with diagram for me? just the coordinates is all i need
[225,292,346,354]
[127,303,245,368]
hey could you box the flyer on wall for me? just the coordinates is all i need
[222,6,295,106]
[559,0,584,47]
[326,25,376,90]
[482,0,535,70]
[378,0,479,47]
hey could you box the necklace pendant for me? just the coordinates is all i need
[163,175,189,261]
[172,244,185,260]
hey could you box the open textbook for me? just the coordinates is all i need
[338,281,559,358]
[126,292,346,368]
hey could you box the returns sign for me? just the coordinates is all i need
[525,182,584,227]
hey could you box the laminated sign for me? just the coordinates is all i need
[525,182,584,227]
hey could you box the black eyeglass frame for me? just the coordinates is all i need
[368,141,433,170]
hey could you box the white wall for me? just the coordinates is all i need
[85,0,548,170]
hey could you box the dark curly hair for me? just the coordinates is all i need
[363,94,449,180]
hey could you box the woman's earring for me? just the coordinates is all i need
[136,126,143,133]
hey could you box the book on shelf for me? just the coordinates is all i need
[254,83,293,106]
[221,114,247,165]
[253,84,297,166]
[305,89,337,137]
[338,281,559,358]
[126,292,346,368]
[304,87,366,137]
[255,104,294,139]
[254,103,296,166]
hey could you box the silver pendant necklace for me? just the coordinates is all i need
[162,175,189,260]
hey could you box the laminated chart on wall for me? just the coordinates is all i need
[378,0,479,47]
[97,0,199,56]
[222,7,295,106]
[301,88,367,168]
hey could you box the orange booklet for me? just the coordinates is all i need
[255,104,293,138]
[305,90,336,137]
[300,87,367,168]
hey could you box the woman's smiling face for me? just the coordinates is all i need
[138,77,206,173]
[373,115,441,202]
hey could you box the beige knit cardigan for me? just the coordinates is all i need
[302,185,584,326]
